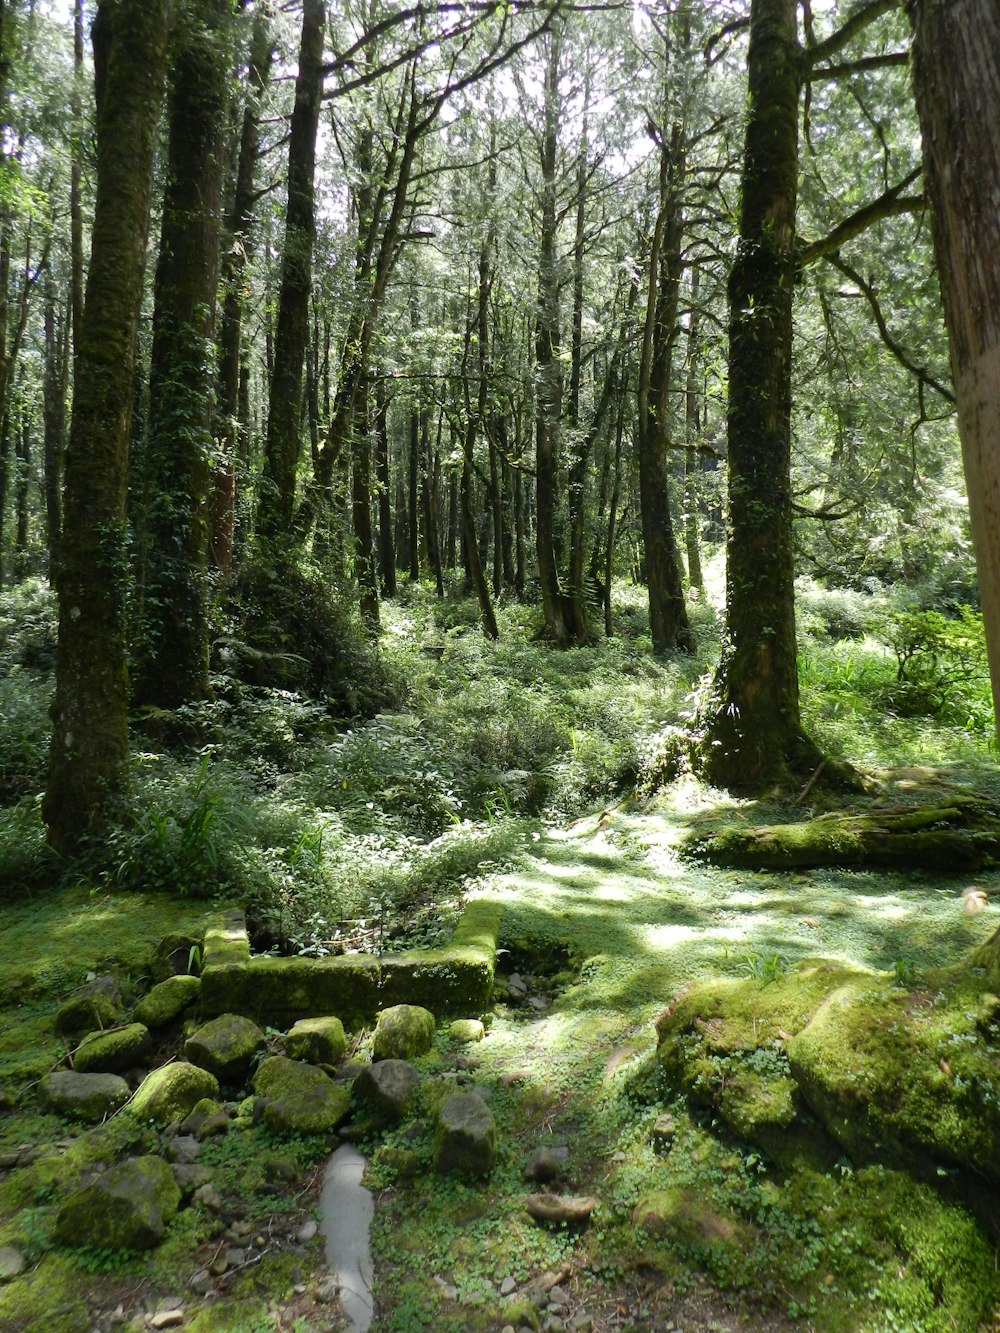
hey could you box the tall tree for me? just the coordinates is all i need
[258,0,325,537]
[133,0,232,711]
[907,2,1000,737]
[44,0,172,854]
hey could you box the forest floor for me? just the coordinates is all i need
[2,577,1000,1332]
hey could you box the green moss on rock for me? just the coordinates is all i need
[74,1023,151,1075]
[54,1154,181,1250]
[39,1071,131,1123]
[130,1062,219,1125]
[54,977,123,1037]
[133,974,200,1028]
[185,1014,265,1083]
[373,1004,436,1061]
[252,1056,350,1135]
[284,1015,347,1065]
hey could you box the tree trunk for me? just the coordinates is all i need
[134,0,230,712]
[683,266,704,594]
[702,0,819,790]
[44,0,172,855]
[352,371,379,625]
[42,278,65,584]
[637,124,693,657]
[375,375,396,596]
[213,4,274,574]
[407,405,420,579]
[258,0,324,537]
[908,0,1000,748]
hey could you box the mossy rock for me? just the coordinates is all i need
[185,1013,265,1083]
[448,1019,485,1044]
[683,800,1000,871]
[130,1062,219,1125]
[373,1004,436,1061]
[39,1071,131,1123]
[252,1056,351,1135]
[201,911,250,969]
[54,1154,181,1250]
[151,931,203,981]
[284,1015,347,1066]
[353,1059,421,1122]
[133,974,200,1028]
[185,1300,273,1332]
[786,974,1000,1181]
[54,976,123,1037]
[433,1092,498,1176]
[633,1188,751,1253]
[74,1023,151,1075]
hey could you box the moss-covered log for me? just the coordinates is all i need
[683,801,1000,871]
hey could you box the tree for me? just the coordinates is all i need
[133,0,232,712]
[44,0,172,854]
[907,0,1000,973]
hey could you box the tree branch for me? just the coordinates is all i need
[799,168,922,265]
[808,50,909,80]
[805,0,899,65]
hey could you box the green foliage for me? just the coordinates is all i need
[875,605,992,733]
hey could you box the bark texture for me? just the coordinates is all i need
[703,0,817,789]
[44,0,172,854]
[908,0,1000,745]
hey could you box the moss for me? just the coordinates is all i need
[201,910,250,969]
[184,1298,273,1332]
[54,988,122,1039]
[373,1005,436,1061]
[0,1254,87,1332]
[184,1013,265,1082]
[133,974,200,1028]
[252,1056,351,1134]
[74,1023,151,1074]
[129,1061,219,1125]
[54,1155,181,1250]
[284,1015,347,1065]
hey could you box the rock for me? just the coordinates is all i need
[353,1060,421,1122]
[632,1188,747,1252]
[133,975,200,1029]
[0,1085,17,1113]
[528,996,549,1012]
[149,1311,184,1329]
[500,1276,517,1296]
[372,1004,436,1061]
[433,1092,498,1176]
[152,932,202,981]
[449,1019,485,1044]
[524,1147,565,1183]
[39,1071,131,1123]
[54,1155,181,1250]
[179,1097,229,1139]
[165,1135,202,1165]
[193,1183,223,1212]
[190,1269,214,1296]
[548,1285,568,1307]
[171,1163,212,1199]
[55,976,123,1037]
[296,1218,318,1243]
[74,1023,152,1075]
[131,1062,219,1125]
[0,1245,26,1281]
[253,1056,351,1135]
[525,1194,597,1225]
[185,1014,265,1083]
[650,1113,677,1152]
[284,1016,347,1066]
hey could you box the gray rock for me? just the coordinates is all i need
[0,1245,26,1281]
[39,1071,131,1123]
[55,975,123,1037]
[131,1062,219,1125]
[185,1014,265,1083]
[353,1059,421,1122]
[54,1156,181,1250]
[192,1183,223,1212]
[372,1005,436,1061]
[500,1276,517,1296]
[507,974,528,1000]
[171,1163,213,1198]
[524,1147,565,1183]
[179,1097,229,1140]
[296,1218,318,1243]
[189,1269,214,1296]
[149,1311,184,1330]
[433,1092,499,1176]
[165,1135,202,1165]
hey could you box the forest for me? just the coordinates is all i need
[1,0,1000,1330]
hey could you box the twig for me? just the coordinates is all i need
[794,760,828,807]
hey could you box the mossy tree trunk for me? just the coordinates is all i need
[213,4,275,575]
[701,0,820,790]
[44,0,172,856]
[908,0,1000,749]
[134,0,231,712]
[637,119,693,658]
[257,0,325,538]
